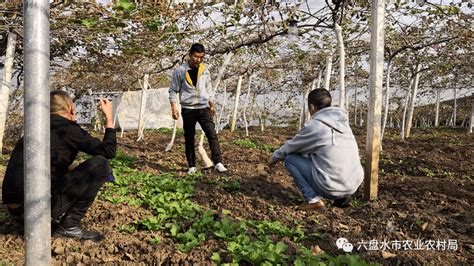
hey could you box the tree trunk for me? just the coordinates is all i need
[251,93,257,126]
[453,86,457,126]
[0,31,17,154]
[230,75,243,132]
[216,83,227,133]
[165,120,177,152]
[212,52,233,131]
[381,61,392,141]
[405,64,421,139]
[317,69,322,88]
[345,87,349,115]
[334,23,346,109]
[435,88,440,126]
[260,94,266,132]
[197,130,213,168]
[353,86,358,125]
[113,100,121,129]
[364,0,385,201]
[243,75,253,137]
[213,52,233,93]
[299,83,312,130]
[136,74,149,141]
[307,79,317,122]
[469,95,473,134]
[324,48,333,90]
[401,80,413,141]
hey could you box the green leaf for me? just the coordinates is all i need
[169,223,179,237]
[150,236,161,244]
[227,242,240,253]
[81,18,99,28]
[275,241,287,254]
[294,258,304,266]
[211,252,221,263]
[118,0,134,11]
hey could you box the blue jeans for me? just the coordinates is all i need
[284,154,341,201]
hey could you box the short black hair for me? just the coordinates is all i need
[308,89,332,110]
[189,43,205,54]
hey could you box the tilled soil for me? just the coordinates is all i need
[1,126,473,265]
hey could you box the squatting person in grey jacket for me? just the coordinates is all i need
[270,89,363,211]
[169,43,227,174]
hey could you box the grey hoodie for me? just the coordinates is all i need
[272,107,363,197]
[169,62,213,109]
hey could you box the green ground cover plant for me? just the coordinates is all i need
[100,151,373,265]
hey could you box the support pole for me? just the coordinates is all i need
[364,0,385,201]
[24,0,51,264]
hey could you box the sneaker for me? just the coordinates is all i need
[297,200,325,211]
[215,163,227,173]
[187,167,197,175]
[333,195,352,208]
[53,225,102,241]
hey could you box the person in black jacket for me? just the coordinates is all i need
[2,90,116,241]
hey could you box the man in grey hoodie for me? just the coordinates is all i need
[169,43,227,174]
[270,89,363,211]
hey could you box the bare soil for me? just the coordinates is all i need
[1,126,473,265]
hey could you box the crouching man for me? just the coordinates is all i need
[269,89,363,211]
[2,90,116,240]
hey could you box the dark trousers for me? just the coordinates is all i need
[182,107,222,167]
[9,155,110,227]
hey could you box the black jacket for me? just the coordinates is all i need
[2,114,116,204]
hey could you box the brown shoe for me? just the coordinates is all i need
[297,200,325,211]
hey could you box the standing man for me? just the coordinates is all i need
[169,43,227,174]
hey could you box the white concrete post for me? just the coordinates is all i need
[24,1,51,264]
